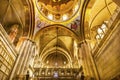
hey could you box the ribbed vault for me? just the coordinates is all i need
[34,24,80,68]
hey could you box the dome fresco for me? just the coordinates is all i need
[36,0,80,22]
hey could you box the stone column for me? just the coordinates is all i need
[9,38,36,80]
[20,41,32,75]
[22,42,36,75]
[78,41,100,80]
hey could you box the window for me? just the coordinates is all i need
[96,22,108,42]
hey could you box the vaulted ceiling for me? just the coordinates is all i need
[34,24,79,68]
[0,0,118,68]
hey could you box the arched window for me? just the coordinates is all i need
[95,21,108,43]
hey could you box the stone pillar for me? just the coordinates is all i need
[20,41,32,75]
[22,42,36,75]
[17,39,31,75]
[78,41,100,80]
[9,38,37,80]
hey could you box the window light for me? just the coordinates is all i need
[74,4,79,12]
[97,28,103,34]
[96,35,100,39]
[62,14,68,20]
[101,23,107,32]
[48,14,53,20]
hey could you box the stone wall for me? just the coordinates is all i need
[94,22,120,80]
[0,24,18,80]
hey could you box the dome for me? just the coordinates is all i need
[36,0,80,22]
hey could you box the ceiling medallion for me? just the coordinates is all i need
[36,0,80,22]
